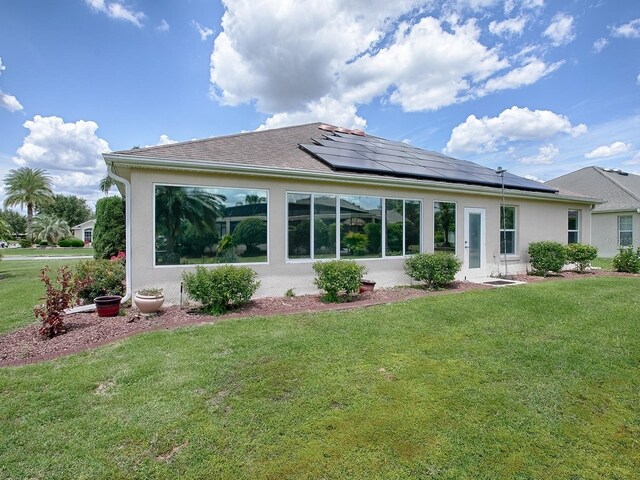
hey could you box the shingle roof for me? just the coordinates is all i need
[547,166,640,212]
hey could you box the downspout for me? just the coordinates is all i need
[66,163,131,313]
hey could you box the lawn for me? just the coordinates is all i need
[591,256,613,270]
[1,247,94,257]
[0,277,638,479]
[0,259,83,334]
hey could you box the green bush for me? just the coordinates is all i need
[74,258,126,303]
[93,196,125,259]
[565,243,598,272]
[182,265,260,315]
[528,241,567,276]
[343,232,368,256]
[58,238,85,248]
[19,239,32,248]
[39,241,48,246]
[612,248,640,273]
[313,259,366,302]
[404,252,461,288]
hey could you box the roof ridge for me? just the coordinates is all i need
[547,166,595,183]
[595,167,640,204]
[114,122,325,154]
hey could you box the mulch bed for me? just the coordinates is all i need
[1,271,637,367]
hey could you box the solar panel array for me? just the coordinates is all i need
[299,131,557,193]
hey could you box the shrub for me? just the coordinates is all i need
[34,266,84,338]
[19,239,32,248]
[93,196,125,259]
[74,258,126,303]
[565,243,598,272]
[404,252,461,289]
[182,265,260,315]
[612,248,640,273]
[39,240,48,246]
[58,238,85,248]
[343,232,368,256]
[313,259,366,302]
[528,241,567,276]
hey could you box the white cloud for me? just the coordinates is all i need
[85,0,145,27]
[482,57,562,93]
[144,134,178,147]
[611,18,640,39]
[543,12,575,46]
[157,19,170,32]
[446,106,587,154]
[523,173,545,183]
[624,152,640,165]
[0,57,23,112]
[585,141,631,159]
[489,17,526,36]
[637,72,640,85]
[519,144,559,164]
[11,116,110,200]
[592,37,608,53]
[192,20,214,41]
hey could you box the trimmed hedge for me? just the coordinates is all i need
[93,196,125,259]
[528,241,567,276]
[58,238,85,248]
[313,259,366,302]
[404,252,461,288]
[565,243,598,272]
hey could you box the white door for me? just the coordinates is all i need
[464,207,486,277]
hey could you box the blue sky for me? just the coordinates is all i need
[1,0,639,206]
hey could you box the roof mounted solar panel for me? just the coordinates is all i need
[299,130,558,193]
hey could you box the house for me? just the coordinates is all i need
[70,219,96,245]
[102,122,597,302]
[548,166,640,257]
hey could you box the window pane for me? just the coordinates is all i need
[568,231,579,244]
[340,195,382,258]
[155,185,268,265]
[314,194,337,259]
[385,199,403,256]
[288,193,311,259]
[500,205,515,230]
[619,216,632,231]
[434,202,456,253]
[500,231,515,255]
[405,200,421,255]
[568,210,579,231]
[620,231,633,247]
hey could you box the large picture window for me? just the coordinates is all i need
[434,202,456,253]
[568,210,579,244]
[500,205,516,255]
[618,215,633,247]
[155,185,268,265]
[287,192,421,260]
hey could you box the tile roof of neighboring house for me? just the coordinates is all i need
[547,167,640,212]
[107,122,595,201]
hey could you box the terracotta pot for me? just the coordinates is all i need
[134,293,165,315]
[94,295,122,317]
[359,280,376,293]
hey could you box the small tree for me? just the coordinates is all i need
[34,266,83,337]
[232,217,267,255]
[565,243,598,272]
[37,194,92,227]
[93,196,125,259]
[28,214,70,244]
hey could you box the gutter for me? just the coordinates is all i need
[66,163,132,313]
[103,153,603,206]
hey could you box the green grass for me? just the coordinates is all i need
[0,259,82,334]
[591,257,613,271]
[1,277,639,479]
[1,247,93,257]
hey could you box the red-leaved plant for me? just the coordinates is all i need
[34,266,83,338]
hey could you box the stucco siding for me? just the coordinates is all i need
[129,168,592,303]
[592,211,640,257]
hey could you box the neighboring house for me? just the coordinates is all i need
[103,122,597,302]
[70,219,96,245]
[548,166,640,257]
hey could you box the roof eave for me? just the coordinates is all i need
[103,153,600,205]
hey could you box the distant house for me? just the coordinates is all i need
[548,167,640,257]
[103,122,597,302]
[70,219,95,245]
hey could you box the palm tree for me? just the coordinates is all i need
[3,167,54,229]
[155,186,226,262]
[99,175,116,195]
[28,214,70,244]
[0,218,11,241]
[244,194,266,204]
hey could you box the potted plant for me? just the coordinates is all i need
[134,288,164,315]
[94,295,122,317]
[359,279,376,293]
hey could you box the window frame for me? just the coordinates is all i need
[153,182,270,268]
[433,200,457,255]
[618,215,633,248]
[285,191,423,262]
[568,210,580,244]
[499,204,517,256]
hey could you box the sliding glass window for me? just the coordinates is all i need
[340,195,382,258]
[434,202,456,253]
[155,185,268,265]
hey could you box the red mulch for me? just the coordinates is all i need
[1,271,637,367]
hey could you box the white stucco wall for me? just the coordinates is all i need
[591,211,640,258]
[127,168,592,303]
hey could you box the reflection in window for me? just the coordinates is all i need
[568,210,579,244]
[287,193,311,259]
[340,196,382,258]
[618,215,633,247]
[434,202,456,253]
[405,200,421,255]
[500,205,516,255]
[385,199,403,256]
[314,195,337,258]
[155,185,268,265]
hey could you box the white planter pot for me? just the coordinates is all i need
[134,294,165,315]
